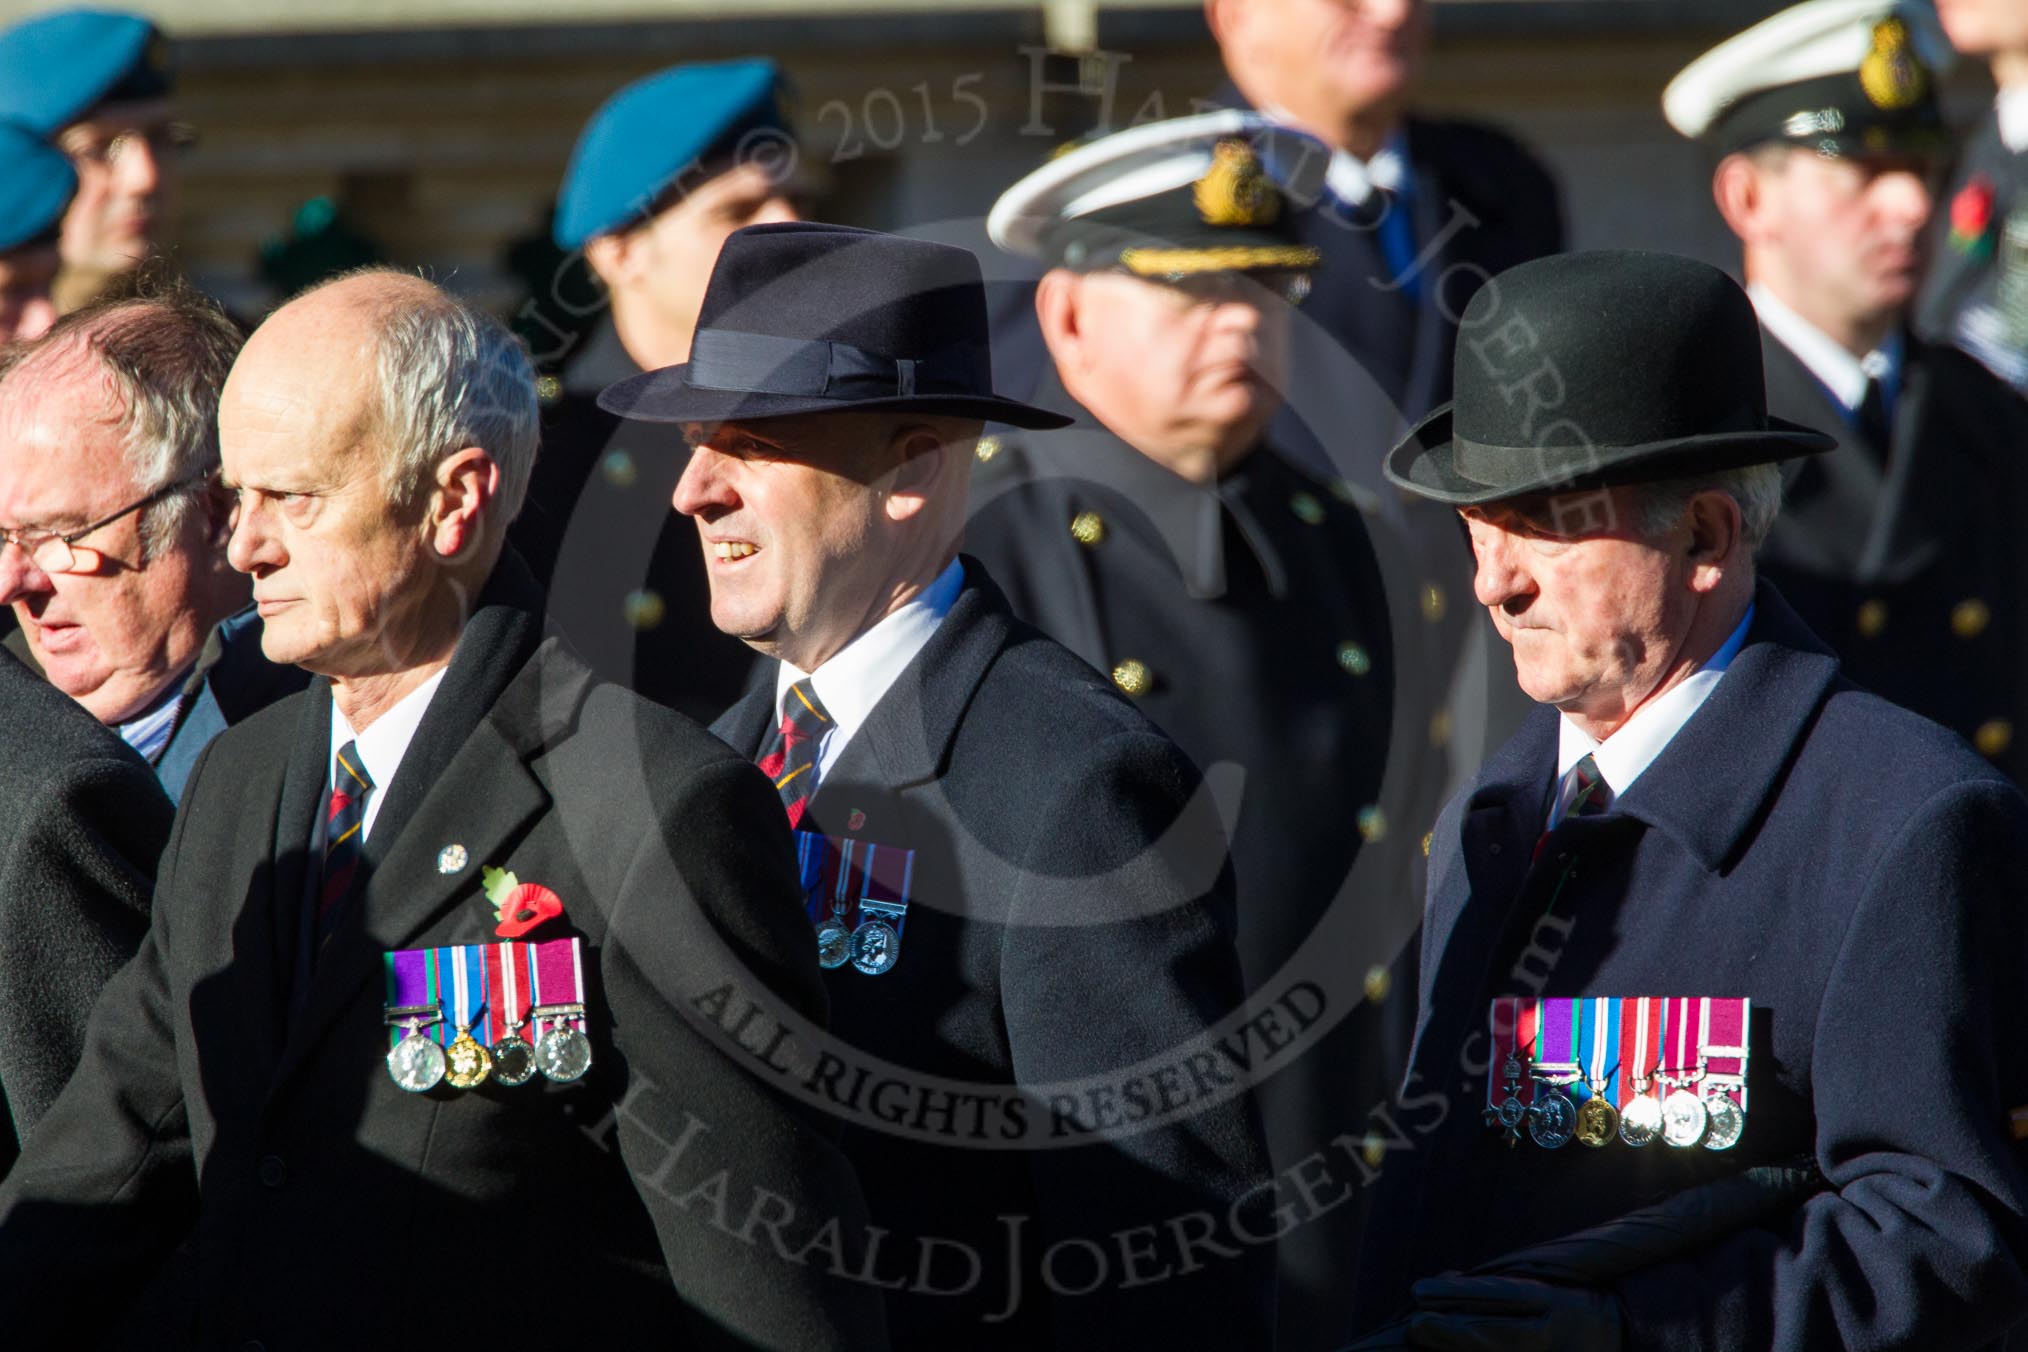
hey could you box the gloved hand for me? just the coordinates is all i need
[1400,1273,1624,1351]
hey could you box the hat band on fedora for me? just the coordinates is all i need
[1451,401,1768,487]
[686,328,991,402]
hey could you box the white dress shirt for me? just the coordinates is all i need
[775,558,963,782]
[1748,283,1900,413]
[328,668,447,841]
[1552,606,1754,824]
[1999,85,2028,154]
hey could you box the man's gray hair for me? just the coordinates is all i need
[355,273,539,523]
[3,277,242,558]
[1633,461,1784,553]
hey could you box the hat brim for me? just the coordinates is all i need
[597,364,1075,431]
[1383,402,1838,506]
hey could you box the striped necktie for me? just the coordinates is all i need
[316,739,373,952]
[1554,752,1613,826]
[757,679,831,828]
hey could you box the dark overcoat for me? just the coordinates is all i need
[714,563,1277,1350]
[1350,582,2028,1349]
[1758,327,2028,785]
[0,555,887,1349]
[1918,107,2028,391]
[0,647,173,1169]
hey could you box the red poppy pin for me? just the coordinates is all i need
[1949,175,1997,257]
[484,865,564,938]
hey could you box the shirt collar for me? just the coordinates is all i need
[330,667,448,841]
[117,685,184,764]
[1999,84,2028,154]
[1323,127,1411,207]
[776,558,964,777]
[1557,604,1755,801]
[1748,283,1900,412]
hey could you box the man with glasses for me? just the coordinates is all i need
[1666,0,2028,786]
[0,281,303,801]
[972,114,1412,1349]
[0,10,186,313]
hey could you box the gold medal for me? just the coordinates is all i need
[444,1026,493,1089]
[1575,1094,1619,1147]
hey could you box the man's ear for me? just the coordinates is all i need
[1205,0,1244,48]
[1712,153,1770,244]
[427,447,501,560]
[201,476,237,550]
[1684,488,1744,594]
[1035,269,1084,374]
[881,423,955,524]
[582,230,637,292]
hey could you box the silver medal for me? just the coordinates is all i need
[1702,1091,1746,1151]
[388,1028,446,1093]
[535,1020,593,1082]
[1661,1088,1708,1148]
[491,1034,537,1086]
[850,918,901,975]
[815,917,853,969]
[1618,1093,1663,1147]
[1527,1085,1576,1149]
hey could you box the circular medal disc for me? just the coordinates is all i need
[537,1024,594,1083]
[1528,1088,1575,1149]
[444,1031,493,1090]
[815,919,853,970]
[851,919,901,976]
[1661,1088,1709,1148]
[1702,1093,1746,1151]
[491,1035,537,1087]
[1619,1094,1663,1147]
[1496,1095,1525,1128]
[1575,1094,1620,1148]
[387,1033,447,1094]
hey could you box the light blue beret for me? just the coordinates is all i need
[553,58,787,251]
[0,120,77,253]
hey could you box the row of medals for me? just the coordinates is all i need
[815,905,902,976]
[1485,1055,1746,1151]
[385,1001,594,1094]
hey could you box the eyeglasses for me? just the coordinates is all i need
[0,474,206,576]
[60,120,197,170]
[1127,268,1313,308]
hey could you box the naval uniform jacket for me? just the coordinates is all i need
[1757,326,2028,785]
[714,564,1277,1350]
[0,646,173,1172]
[0,553,887,1349]
[514,313,758,722]
[1349,581,2028,1349]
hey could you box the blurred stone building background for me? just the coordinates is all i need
[0,0,1995,335]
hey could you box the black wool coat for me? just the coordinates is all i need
[1350,582,2028,1349]
[714,564,1277,1351]
[0,647,173,1169]
[0,554,887,1350]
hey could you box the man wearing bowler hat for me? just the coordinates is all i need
[1344,250,2028,1348]
[599,221,1276,1347]
[1666,0,2028,786]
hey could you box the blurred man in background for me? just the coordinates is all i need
[0,123,75,348]
[1668,0,2028,783]
[1922,0,2028,388]
[0,9,184,313]
[517,59,802,720]
[974,114,1419,1349]
[0,283,303,801]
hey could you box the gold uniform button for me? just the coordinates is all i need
[974,435,1002,463]
[622,589,665,630]
[1357,804,1387,842]
[1290,491,1326,525]
[1952,598,1991,639]
[1111,659,1152,697]
[1421,830,1434,858]
[1070,511,1107,547]
[1977,719,2013,759]
[1856,598,1888,639]
[1336,641,1372,676]
[1420,583,1447,623]
[1363,964,1392,1003]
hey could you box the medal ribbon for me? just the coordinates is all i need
[1617,996,1659,1105]
[1514,998,1539,1106]
[1663,996,1698,1081]
[487,940,533,1042]
[1538,995,1577,1073]
[858,840,915,939]
[1704,996,1750,1110]
[1487,996,1516,1110]
[1584,996,1620,1105]
[531,936,587,1038]
[384,946,436,1052]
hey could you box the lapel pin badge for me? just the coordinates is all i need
[436,843,468,875]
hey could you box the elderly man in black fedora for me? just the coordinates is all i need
[598,221,1277,1349]
[1342,251,2028,1349]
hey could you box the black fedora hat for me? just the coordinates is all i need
[598,221,1072,430]
[1384,250,1835,506]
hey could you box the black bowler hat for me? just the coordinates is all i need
[1384,250,1836,506]
[598,222,1072,430]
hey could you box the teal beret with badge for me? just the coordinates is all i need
[1663,0,1953,159]
[0,9,170,136]
[553,58,789,251]
[0,121,77,254]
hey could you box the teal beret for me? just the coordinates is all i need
[553,59,787,251]
[0,121,78,253]
[0,10,170,136]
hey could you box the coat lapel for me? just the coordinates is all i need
[714,680,776,760]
